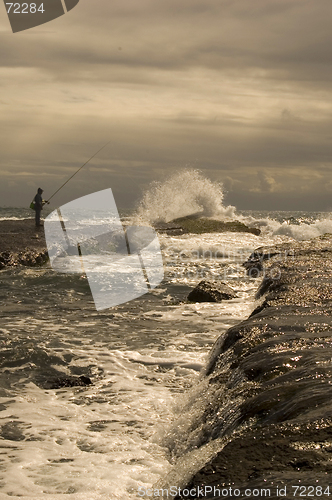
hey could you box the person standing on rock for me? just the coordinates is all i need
[33,188,47,227]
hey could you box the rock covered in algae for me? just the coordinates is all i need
[154,215,261,236]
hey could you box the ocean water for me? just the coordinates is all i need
[1,172,332,499]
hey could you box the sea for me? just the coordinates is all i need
[1,171,332,499]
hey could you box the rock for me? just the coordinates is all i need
[158,235,332,497]
[44,375,93,390]
[0,248,49,268]
[154,216,261,236]
[0,421,26,441]
[152,221,185,236]
[187,280,237,302]
[0,219,49,268]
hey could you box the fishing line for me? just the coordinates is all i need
[47,142,110,203]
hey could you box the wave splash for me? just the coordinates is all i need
[136,170,236,224]
[241,213,332,241]
[134,169,332,241]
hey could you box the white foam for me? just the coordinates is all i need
[0,355,174,499]
[240,213,332,241]
[0,252,259,498]
[159,231,286,285]
[273,217,332,240]
[0,216,28,221]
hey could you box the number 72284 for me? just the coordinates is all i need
[6,3,44,13]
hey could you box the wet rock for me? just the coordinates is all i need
[0,219,49,268]
[44,375,92,390]
[0,421,26,441]
[0,249,49,268]
[188,280,237,302]
[173,428,329,499]
[158,235,332,497]
[154,215,261,236]
[152,221,185,236]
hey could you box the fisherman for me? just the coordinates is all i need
[33,187,47,227]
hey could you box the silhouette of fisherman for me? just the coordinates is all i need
[34,188,48,227]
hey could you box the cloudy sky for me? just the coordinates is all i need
[1,0,332,211]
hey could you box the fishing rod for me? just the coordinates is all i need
[47,142,110,203]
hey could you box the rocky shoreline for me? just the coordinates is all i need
[157,234,332,499]
[0,217,261,269]
[0,219,48,269]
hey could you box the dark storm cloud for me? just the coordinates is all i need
[1,0,332,80]
[1,0,332,209]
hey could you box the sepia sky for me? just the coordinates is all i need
[1,0,332,211]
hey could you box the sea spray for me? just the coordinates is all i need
[133,169,332,244]
[239,212,332,241]
[134,169,332,241]
[136,170,236,223]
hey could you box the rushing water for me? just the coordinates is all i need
[1,172,332,498]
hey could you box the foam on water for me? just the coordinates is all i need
[160,230,289,286]
[240,212,332,241]
[0,335,190,498]
[0,317,252,499]
[0,216,24,221]
[0,229,259,498]
[272,217,332,240]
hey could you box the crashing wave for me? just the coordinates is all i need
[136,169,236,224]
